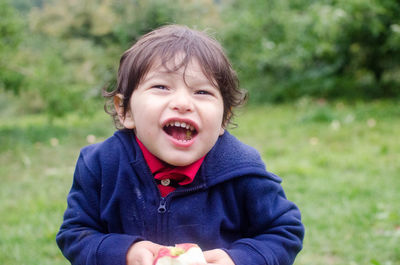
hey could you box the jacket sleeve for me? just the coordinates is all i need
[56,153,142,265]
[225,173,304,265]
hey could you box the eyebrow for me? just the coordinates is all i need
[142,70,214,87]
[141,71,170,83]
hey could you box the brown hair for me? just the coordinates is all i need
[103,24,247,129]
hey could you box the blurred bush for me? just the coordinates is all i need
[0,0,399,119]
[0,0,24,94]
[1,0,219,119]
[221,0,400,102]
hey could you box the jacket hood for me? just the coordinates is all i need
[201,131,281,187]
[114,130,281,189]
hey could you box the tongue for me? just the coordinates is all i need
[165,127,192,141]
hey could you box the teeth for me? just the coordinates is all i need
[166,121,195,131]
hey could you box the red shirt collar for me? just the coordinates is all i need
[136,136,204,185]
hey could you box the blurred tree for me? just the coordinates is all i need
[221,0,400,102]
[11,0,46,13]
[334,0,400,98]
[16,0,220,118]
[3,0,399,118]
[0,0,24,93]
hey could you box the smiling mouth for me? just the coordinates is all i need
[163,121,198,142]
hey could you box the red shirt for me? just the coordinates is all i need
[136,137,205,197]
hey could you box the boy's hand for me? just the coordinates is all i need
[126,240,163,265]
[200,249,235,265]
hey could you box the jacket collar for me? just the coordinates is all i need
[114,129,276,189]
[201,131,272,186]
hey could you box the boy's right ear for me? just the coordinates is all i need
[114,94,135,129]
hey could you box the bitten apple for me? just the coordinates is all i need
[153,243,206,265]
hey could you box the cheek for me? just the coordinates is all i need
[130,103,160,134]
[205,107,224,132]
[216,103,225,125]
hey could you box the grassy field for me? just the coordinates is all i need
[0,99,399,265]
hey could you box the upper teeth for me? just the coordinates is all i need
[166,121,195,131]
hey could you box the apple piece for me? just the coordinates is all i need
[154,243,206,265]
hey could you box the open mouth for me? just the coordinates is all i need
[163,121,198,142]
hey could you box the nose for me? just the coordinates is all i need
[170,87,193,113]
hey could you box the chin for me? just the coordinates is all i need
[160,152,200,167]
[166,159,195,167]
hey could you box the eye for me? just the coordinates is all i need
[152,85,168,90]
[195,90,212,95]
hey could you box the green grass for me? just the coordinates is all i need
[1,100,399,265]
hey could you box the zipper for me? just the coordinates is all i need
[156,182,206,213]
[156,184,205,214]
[158,197,167,213]
[172,185,205,197]
[156,184,206,244]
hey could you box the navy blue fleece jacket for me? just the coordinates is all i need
[56,130,304,265]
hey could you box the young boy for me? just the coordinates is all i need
[56,25,304,265]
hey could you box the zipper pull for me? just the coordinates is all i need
[158,198,167,213]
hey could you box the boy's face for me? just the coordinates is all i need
[117,57,225,166]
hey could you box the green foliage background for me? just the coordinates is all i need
[0,0,221,118]
[222,0,400,102]
[1,0,400,118]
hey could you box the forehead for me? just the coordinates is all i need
[144,55,216,85]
